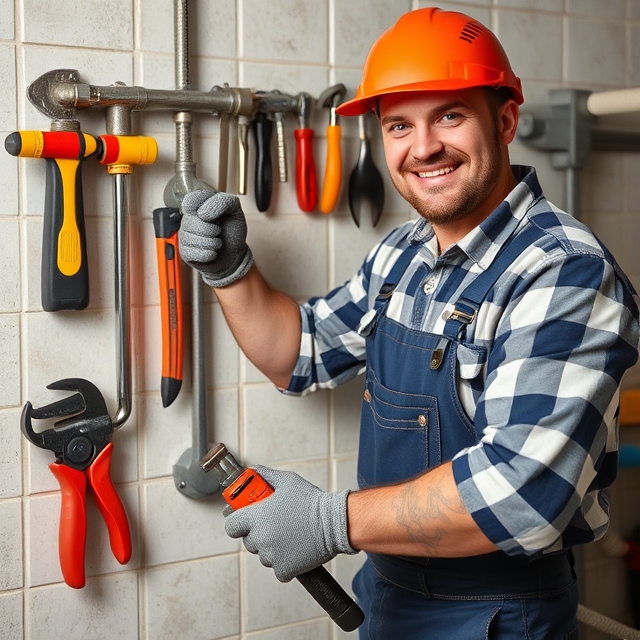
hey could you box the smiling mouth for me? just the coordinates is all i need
[416,165,457,179]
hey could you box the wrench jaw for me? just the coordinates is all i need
[20,378,114,471]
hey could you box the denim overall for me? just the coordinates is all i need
[352,227,579,639]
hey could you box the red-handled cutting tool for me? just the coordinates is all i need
[21,378,131,589]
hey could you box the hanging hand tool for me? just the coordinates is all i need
[252,112,274,212]
[153,207,184,407]
[21,378,132,589]
[294,92,318,212]
[4,126,98,311]
[273,110,288,184]
[317,84,346,214]
[96,130,159,420]
[254,90,298,202]
[201,443,365,633]
[237,114,251,196]
[348,113,385,227]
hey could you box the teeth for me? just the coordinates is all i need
[418,166,454,178]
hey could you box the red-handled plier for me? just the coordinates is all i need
[21,378,131,589]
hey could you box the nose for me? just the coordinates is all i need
[411,124,444,160]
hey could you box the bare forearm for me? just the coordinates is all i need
[213,265,302,388]
[347,462,498,557]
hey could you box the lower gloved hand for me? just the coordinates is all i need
[178,189,254,288]
[224,465,358,582]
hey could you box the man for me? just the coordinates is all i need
[179,8,640,638]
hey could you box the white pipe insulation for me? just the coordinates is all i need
[587,87,640,116]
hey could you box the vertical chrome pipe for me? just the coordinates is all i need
[170,0,218,497]
[108,102,133,429]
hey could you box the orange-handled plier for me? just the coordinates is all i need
[21,378,131,589]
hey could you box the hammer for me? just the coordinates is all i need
[5,126,98,311]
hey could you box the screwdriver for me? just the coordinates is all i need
[294,93,318,212]
[201,443,365,632]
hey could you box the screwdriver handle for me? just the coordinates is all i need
[153,208,184,407]
[252,113,273,213]
[294,128,317,212]
[319,124,342,213]
[222,467,364,632]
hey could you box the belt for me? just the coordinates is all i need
[369,550,576,600]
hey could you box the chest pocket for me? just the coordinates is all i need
[359,372,440,487]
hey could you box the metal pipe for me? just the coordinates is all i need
[53,82,253,115]
[107,102,133,429]
[170,0,218,499]
[112,171,132,428]
[587,87,640,117]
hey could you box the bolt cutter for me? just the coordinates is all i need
[21,378,131,589]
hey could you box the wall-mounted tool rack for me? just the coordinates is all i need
[23,64,341,500]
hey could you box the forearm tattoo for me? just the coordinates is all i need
[394,470,466,553]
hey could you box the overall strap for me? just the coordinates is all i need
[359,242,419,337]
[443,222,546,340]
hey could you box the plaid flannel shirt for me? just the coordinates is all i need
[284,166,639,556]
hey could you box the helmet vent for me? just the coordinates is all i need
[460,22,483,44]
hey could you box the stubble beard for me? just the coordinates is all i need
[393,132,504,226]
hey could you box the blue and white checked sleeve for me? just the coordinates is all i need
[453,249,640,556]
[285,224,416,396]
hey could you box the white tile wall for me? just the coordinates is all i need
[4,1,640,639]
[145,556,241,640]
[22,0,133,50]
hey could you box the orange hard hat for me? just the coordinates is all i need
[337,7,523,117]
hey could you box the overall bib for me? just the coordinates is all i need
[352,227,579,640]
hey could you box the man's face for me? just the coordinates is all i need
[379,88,517,234]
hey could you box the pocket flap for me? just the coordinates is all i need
[456,343,487,380]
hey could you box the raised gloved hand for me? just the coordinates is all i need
[224,465,358,582]
[178,189,254,288]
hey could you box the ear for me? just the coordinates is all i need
[498,100,519,145]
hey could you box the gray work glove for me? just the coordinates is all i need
[178,189,254,288]
[224,465,358,582]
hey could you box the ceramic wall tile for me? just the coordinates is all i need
[142,477,238,567]
[242,0,328,64]
[22,0,133,50]
[0,409,22,498]
[0,314,19,408]
[565,17,626,87]
[0,500,22,590]
[0,219,20,311]
[26,573,138,640]
[0,592,22,640]
[145,556,240,640]
[242,385,330,466]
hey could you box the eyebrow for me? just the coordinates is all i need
[379,100,471,126]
